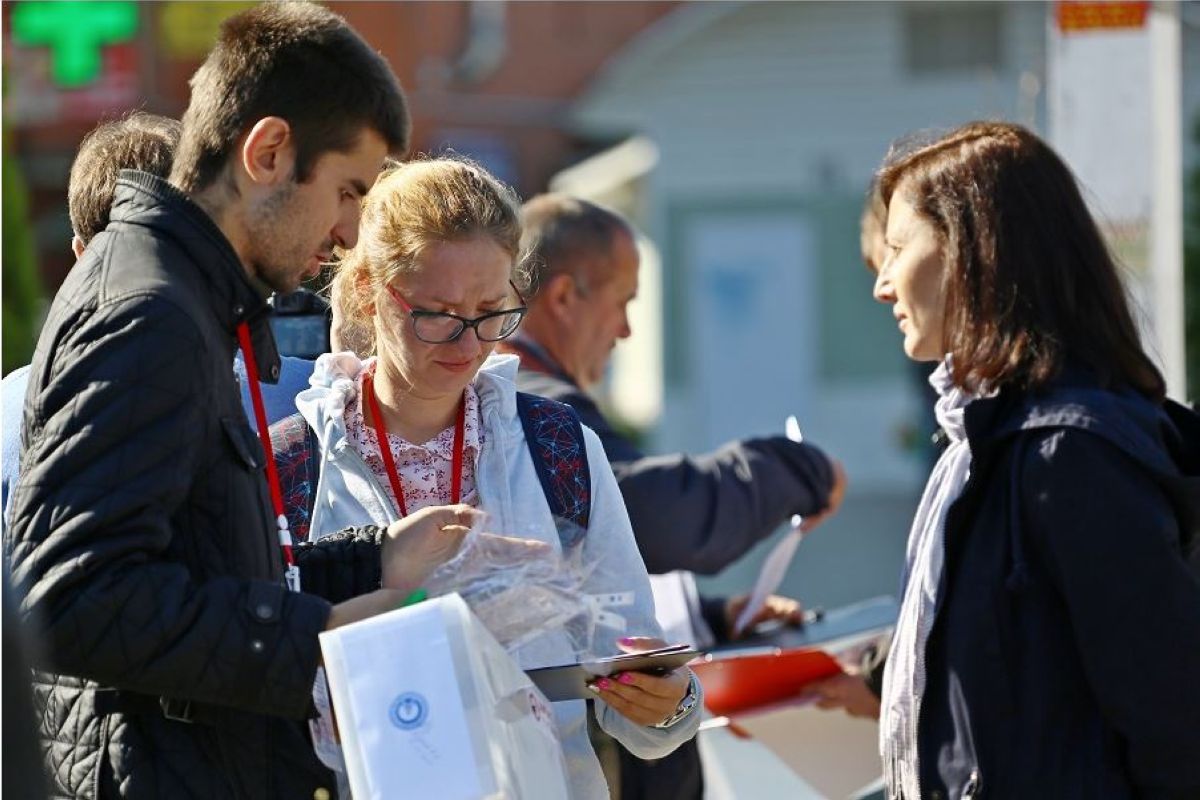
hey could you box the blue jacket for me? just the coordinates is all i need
[917,372,1200,800]
[501,339,835,575]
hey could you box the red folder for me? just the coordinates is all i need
[693,648,841,717]
[691,596,898,718]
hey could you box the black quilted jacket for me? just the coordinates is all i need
[7,171,381,799]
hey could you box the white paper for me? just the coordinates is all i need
[322,605,486,800]
[733,415,806,636]
[650,570,716,649]
[734,527,804,636]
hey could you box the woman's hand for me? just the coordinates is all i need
[588,636,695,727]
[804,671,881,720]
[380,504,483,595]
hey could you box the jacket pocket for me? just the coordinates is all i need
[93,713,113,800]
[221,417,265,471]
[217,416,276,576]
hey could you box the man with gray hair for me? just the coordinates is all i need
[508,194,844,575]
[502,193,846,799]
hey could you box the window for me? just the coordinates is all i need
[904,3,1004,75]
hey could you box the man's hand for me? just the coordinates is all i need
[380,504,483,595]
[801,458,846,533]
[325,588,408,631]
[804,671,880,719]
[725,593,805,638]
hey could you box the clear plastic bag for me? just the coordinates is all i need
[423,516,599,657]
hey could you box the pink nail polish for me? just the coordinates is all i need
[618,637,636,645]
[596,678,611,690]
[618,672,635,685]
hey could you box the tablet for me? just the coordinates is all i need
[526,644,699,702]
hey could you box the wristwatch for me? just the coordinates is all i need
[653,672,700,729]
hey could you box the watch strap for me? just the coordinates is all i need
[653,672,700,729]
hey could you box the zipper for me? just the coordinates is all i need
[962,768,981,799]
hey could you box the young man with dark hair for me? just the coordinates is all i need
[169,2,408,199]
[6,6,465,798]
[503,194,847,799]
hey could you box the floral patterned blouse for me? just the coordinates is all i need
[344,364,484,514]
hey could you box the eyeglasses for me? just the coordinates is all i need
[386,281,528,344]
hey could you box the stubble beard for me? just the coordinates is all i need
[248,181,306,295]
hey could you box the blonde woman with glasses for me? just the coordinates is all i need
[270,158,700,799]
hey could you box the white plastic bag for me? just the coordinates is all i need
[319,595,571,800]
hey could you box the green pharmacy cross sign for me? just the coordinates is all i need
[12,1,139,88]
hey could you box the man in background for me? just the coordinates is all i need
[2,112,181,523]
[508,194,845,576]
[502,194,847,798]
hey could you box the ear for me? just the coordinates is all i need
[239,117,295,188]
[541,272,577,322]
[356,271,377,319]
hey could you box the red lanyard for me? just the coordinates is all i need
[236,322,295,569]
[362,366,466,517]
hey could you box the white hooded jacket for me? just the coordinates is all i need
[296,351,700,799]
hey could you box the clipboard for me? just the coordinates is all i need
[526,644,699,702]
[694,596,897,718]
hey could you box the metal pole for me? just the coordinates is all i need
[1150,1,1187,399]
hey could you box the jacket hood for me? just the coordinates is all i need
[964,368,1189,479]
[296,351,523,453]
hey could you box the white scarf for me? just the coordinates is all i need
[880,358,980,799]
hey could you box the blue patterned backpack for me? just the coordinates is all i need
[269,393,591,550]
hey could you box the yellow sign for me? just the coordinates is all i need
[159,1,257,59]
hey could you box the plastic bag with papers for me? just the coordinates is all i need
[422,518,603,659]
[319,594,571,800]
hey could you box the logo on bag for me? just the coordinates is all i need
[527,689,552,726]
[389,692,428,730]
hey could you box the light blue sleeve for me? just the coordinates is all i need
[233,354,314,431]
[577,425,702,759]
[2,366,31,526]
[262,356,315,426]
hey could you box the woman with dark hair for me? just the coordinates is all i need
[868,121,1200,800]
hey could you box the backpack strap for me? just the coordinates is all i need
[269,412,321,544]
[515,392,591,550]
[269,398,592,551]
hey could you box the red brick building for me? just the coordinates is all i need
[3,0,676,294]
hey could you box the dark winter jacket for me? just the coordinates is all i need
[502,341,836,575]
[504,339,836,800]
[6,172,381,799]
[914,372,1200,800]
